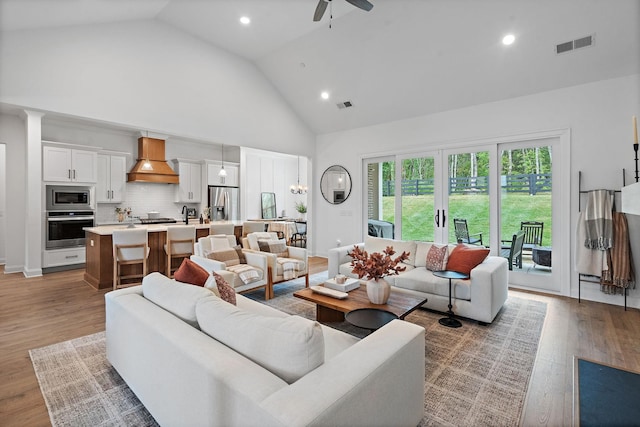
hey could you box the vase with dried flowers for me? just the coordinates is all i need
[349,245,409,304]
[114,207,131,223]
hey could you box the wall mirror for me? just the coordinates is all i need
[261,192,277,219]
[320,165,352,204]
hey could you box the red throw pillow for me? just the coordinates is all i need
[445,244,489,275]
[173,258,209,287]
[213,272,236,305]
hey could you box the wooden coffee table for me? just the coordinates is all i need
[293,284,428,322]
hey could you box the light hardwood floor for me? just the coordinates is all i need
[1,258,639,426]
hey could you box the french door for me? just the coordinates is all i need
[363,133,567,293]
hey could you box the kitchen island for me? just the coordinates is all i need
[83,221,242,289]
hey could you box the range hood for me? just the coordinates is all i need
[127,137,179,184]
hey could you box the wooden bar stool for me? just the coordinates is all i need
[164,225,196,277]
[112,228,149,290]
[209,223,234,236]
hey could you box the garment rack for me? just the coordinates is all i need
[577,170,628,310]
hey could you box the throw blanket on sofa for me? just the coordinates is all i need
[276,257,305,280]
[600,212,636,294]
[226,264,261,284]
[584,189,613,250]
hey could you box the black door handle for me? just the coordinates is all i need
[442,209,446,227]
[434,210,440,227]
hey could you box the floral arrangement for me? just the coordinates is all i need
[114,207,131,215]
[349,245,409,281]
[203,206,212,219]
[295,201,307,214]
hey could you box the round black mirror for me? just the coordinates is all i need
[320,165,352,204]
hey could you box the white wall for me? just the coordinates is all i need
[0,113,26,273]
[0,144,5,264]
[314,73,640,308]
[241,148,308,221]
[0,19,314,155]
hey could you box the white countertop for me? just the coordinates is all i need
[86,220,242,236]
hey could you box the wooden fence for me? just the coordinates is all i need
[382,173,552,196]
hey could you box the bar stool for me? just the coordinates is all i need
[164,225,196,277]
[242,221,266,237]
[209,223,235,236]
[112,228,149,290]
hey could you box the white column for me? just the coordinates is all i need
[23,110,44,277]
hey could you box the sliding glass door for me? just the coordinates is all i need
[362,132,567,293]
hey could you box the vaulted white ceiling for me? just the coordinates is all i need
[1,0,639,134]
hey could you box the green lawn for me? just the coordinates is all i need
[382,193,552,245]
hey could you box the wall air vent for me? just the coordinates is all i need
[337,101,353,109]
[556,34,594,54]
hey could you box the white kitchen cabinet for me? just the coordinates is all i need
[207,162,239,187]
[96,154,127,203]
[43,145,97,183]
[174,160,202,202]
[43,247,86,267]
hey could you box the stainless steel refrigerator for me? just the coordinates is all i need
[208,186,240,221]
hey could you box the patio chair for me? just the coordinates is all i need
[453,218,483,246]
[520,221,544,252]
[500,230,525,270]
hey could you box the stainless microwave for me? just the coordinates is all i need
[46,185,93,211]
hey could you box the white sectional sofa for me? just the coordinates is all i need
[105,272,426,426]
[328,236,509,324]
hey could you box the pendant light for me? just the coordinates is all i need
[218,144,227,177]
[290,156,307,194]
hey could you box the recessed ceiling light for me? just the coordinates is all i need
[502,34,515,45]
[240,16,251,25]
[321,91,330,100]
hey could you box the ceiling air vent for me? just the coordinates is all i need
[556,34,594,54]
[337,101,353,109]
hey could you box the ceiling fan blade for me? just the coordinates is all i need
[345,0,373,12]
[313,0,328,21]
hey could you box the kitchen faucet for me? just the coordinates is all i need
[182,205,188,224]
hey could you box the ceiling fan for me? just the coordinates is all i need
[313,0,374,22]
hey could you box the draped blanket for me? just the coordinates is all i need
[226,264,261,285]
[601,212,635,294]
[584,190,613,250]
[276,257,305,280]
[574,211,606,276]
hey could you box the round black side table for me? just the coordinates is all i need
[345,308,398,331]
[432,270,469,328]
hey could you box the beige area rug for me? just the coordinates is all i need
[31,272,546,427]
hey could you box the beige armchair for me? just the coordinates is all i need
[190,234,271,299]
[243,232,309,290]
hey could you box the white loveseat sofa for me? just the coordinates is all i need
[328,236,509,324]
[105,272,426,426]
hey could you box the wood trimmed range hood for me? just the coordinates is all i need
[127,137,179,184]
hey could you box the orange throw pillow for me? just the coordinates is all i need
[174,258,209,287]
[445,244,489,275]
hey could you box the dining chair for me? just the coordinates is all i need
[291,221,307,248]
[453,218,483,246]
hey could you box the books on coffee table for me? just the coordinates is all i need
[324,277,360,292]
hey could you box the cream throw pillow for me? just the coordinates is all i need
[196,294,324,384]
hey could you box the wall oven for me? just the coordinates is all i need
[46,211,94,249]
[45,185,94,249]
